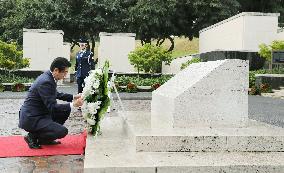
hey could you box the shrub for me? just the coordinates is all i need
[0,41,30,73]
[151,83,161,90]
[11,83,26,92]
[128,44,173,73]
[259,83,272,93]
[0,83,4,92]
[114,75,173,87]
[258,40,284,61]
[0,74,34,83]
[249,70,265,88]
[126,82,138,93]
[249,86,261,95]
[249,68,284,88]
[248,83,272,95]
[180,58,201,70]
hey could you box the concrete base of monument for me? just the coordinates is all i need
[84,111,284,173]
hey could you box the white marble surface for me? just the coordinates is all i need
[84,111,284,172]
[151,59,249,129]
[125,111,284,152]
[199,12,279,53]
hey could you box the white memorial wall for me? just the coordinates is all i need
[162,56,193,74]
[23,28,70,71]
[278,29,284,40]
[98,32,136,73]
[199,12,280,53]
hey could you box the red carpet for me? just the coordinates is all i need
[0,131,87,157]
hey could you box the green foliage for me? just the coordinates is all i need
[115,75,172,86]
[237,0,284,25]
[1,0,283,53]
[249,70,266,88]
[128,44,173,73]
[0,0,46,44]
[0,83,4,92]
[0,0,240,52]
[258,40,284,61]
[249,86,261,95]
[180,58,201,70]
[126,83,138,93]
[128,0,177,44]
[0,74,34,83]
[249,83,273,95]
[151,83,161,90]
[0,40,29,71]
[259,83,273,93]
[11,83,26,92]
[249,68,284,88]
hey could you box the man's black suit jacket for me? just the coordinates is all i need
[19,71,73,131]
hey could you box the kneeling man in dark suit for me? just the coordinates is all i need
[19,57,83,149]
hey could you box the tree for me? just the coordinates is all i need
[0,0,46,44]
[128,0,177,46]
[0,0,127,54]
[259,40,284,61]
[237,0,284,26]
[128,0,240,51]
[128,44,173,73]
[0,40,30,74]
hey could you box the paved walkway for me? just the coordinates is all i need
[0,83,283,172]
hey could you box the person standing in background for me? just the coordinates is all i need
[75,38,95,93]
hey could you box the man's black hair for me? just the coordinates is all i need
[50,57,71,72]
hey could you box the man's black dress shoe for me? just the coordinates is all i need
[24,135,41,149]
[38,140,61,145]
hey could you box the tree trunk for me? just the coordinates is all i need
[90,37,98,64]
[167,36,175,52]
[70,41,77,50]
[141,37,151,45]
[90,37,96,54]
[156,38,165,47]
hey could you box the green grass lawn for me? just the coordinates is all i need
[152,37,199,58]
[69,37,199,73]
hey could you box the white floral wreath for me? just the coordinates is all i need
[81,61,111,135]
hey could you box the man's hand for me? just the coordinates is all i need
[72,97,83,107]
[73,93,82,100]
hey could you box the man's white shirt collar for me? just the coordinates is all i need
[50,70,57,84]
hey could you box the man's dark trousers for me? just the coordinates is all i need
[29,110,70,142]
[77,77,85,93]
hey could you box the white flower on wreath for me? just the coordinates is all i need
[86,118,96,125]
[92,79,100,89]
[87,101,101,114]
[81,61,111,134]
[94,68,103,76]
